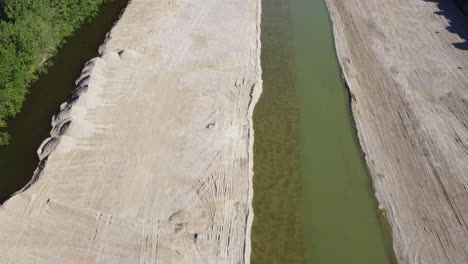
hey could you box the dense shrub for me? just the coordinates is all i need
[0,0,108,145]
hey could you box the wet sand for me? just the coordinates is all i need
[0,0,262,263]
[325,0,468,263]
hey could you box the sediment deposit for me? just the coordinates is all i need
[325,0,468,263]
[0,0,262,262]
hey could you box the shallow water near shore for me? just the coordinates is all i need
[0,0,129,202]
[251,0,394,263]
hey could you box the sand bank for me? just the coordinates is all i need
[325,0,468,263]
[0,0,262,262]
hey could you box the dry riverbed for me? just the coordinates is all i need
[325,0,468,263]
[0,0,262,263]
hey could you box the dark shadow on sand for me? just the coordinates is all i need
[424,0,468,50]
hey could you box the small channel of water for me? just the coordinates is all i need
[0,0,129,202]
[251,0,394,263]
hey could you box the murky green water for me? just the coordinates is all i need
[251,0,394,263]
[0,0,128,202]
[251,0,305,262]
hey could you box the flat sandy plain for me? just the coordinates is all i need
[325,0,468,263]
[0,0,262,263]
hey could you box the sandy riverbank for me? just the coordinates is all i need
[0,0,262,262]
[325,0,468,263]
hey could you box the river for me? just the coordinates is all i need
[0,0,129,202]
[251,0,395,263]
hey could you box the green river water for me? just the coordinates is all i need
[251,0,395,263]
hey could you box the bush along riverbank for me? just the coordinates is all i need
[0,0,111,145]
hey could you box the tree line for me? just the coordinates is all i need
[0,0,108,145]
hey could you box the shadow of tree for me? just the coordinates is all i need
[0,0,6,21]
[424,0,468,50]
[455,0,468,14]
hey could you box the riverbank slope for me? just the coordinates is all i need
[0,0,261,262]
[325,0,468,263]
